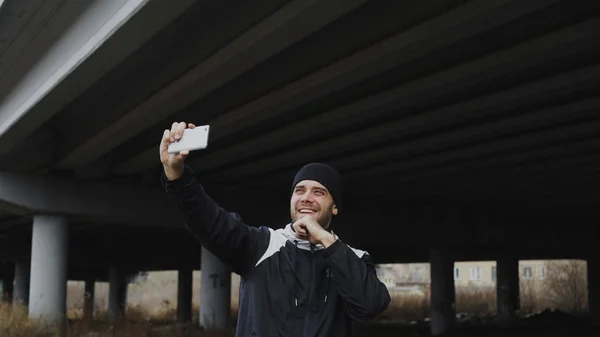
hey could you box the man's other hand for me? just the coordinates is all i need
[160,121,195,181]
[293,217,336,248]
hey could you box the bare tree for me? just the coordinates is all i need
[542,260,588,313]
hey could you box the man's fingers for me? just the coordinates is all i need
[169,121,189,142]
[170,122,178,142]
[188,123,196,129]
[160,129,171,154]
[161,129,170,144]
[175,122,186,140]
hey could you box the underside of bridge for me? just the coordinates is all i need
[0,0,599,333]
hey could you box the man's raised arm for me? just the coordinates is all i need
[159,122,270,276]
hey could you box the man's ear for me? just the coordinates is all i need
[332,205,338,216]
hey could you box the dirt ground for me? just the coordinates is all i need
[354,311,600,337]
[353,324,600,337]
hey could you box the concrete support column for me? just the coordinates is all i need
[108,267,128,321]
[496,255,520,327]
[2,278,13,302]
[177,267,193,323]
[14,260,30,306]
[2,263,15,303]
[29,215,68,324]
[84,279,95,322]
[200,247,231,330]
[430,249,455,336]
[588,258,600,326]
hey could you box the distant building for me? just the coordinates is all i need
[377,260,548,288]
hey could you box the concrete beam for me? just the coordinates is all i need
[0,170,181,226]
[235,78,600,187]
[359,114,600,187]
[403,155,600,198]
[0,0,196,156]
[347,126,600,182]
[0,0,85,99]
[113,0,558,174]
[58,0,368,169]
[195,16,600,181]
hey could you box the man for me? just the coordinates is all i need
[160,122,390,336]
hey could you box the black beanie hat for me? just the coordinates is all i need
[291,163,344,210]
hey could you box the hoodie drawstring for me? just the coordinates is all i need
[293,240,299,308]
[323,268,331,303]
[288,224,334,313]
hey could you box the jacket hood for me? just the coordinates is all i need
[279,223,339,251]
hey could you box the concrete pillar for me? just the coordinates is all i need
[108,267,127,321]
[177,267,193,323]
[430,249,455,336]
[28,215,68,324]
[200,247,231,329]
[83,279,95,322]
[588,259,600,326]
[2,263,14,303]
[496,255,520,327]
[14,260,30,306]
[2,278,13,302]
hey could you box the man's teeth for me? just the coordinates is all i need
[300,209,315,213]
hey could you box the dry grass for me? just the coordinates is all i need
[377,286,499,322]
[0,301,236,337]
[0,301,235,337]
[380,293,430,322]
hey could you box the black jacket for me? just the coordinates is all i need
[162,166,391,337]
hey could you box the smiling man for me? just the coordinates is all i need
[160,122,390,337]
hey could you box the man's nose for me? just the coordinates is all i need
[300,192,313,202]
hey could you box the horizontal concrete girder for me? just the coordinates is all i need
[345,121,600,182]
[57,0,368,169]
[373,116,600,185]
[0,170,182,226]
[114,0,560,174]
[0,0,196,156]
[188,15,600,181]
[224,64,600,186]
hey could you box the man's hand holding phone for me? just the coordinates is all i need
[160,122,196,181]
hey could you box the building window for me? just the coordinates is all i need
[492,266,497,282]
[523,266,533,279]
[454,267,460,280]
[539,265,547,279]
[469,267,481,280]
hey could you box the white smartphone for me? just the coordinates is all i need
[168,125,210,154]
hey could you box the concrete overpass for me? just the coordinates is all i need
[0,0,599,334]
